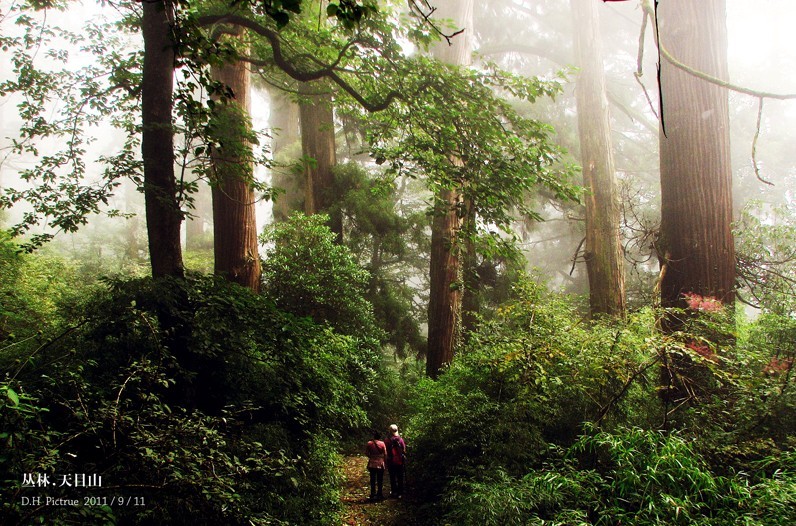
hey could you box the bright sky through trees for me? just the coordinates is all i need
[726,0,796,92]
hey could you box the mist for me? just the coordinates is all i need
[0,0,796,293]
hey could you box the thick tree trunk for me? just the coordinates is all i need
[141,0,184,278]
[210,52,261,292]
[427,187,463,378]
[429,1,473,65]
[299,82,341,239]
[656,0,734,414]
[426,0,473,378]
[269,88,302,222]
[571,0,625,317]
[658,0,735,313]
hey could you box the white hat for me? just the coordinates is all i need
[389,424,399,434]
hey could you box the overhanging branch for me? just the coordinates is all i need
[196,13,405,112]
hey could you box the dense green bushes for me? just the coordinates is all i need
[3,223,795,524]
[407,279,659,496]
[261,213,381,341]
[406,276,795,524]
[2,246,382,525]
[0,233,83,343]
[445,428,796,525]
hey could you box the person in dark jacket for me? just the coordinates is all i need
[386,424,406,498]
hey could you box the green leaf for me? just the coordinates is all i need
[6,388,19,406]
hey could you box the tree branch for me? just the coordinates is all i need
[595,353,662,425]
[196,14,408,112]
[407,0,465,46]
[570,236,586,276]
[751,98,773,185]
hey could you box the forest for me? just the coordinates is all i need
[1,0,795,524]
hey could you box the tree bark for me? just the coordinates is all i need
[658,0,735,313]
[298,82,341,239]
[656,0,735,413]
[210,50,262,292]
[427,187,464,378]
[461,198,479,335]
[571,0,626,317]
[141,0,184,278]
[426,0,473,378]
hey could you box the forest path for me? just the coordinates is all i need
[339,455,418,525]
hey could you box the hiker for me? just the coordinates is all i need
[365,431,387,501]
[386,423,406,498]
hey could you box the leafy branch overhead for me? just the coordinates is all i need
[0,0,385,252]
[2,0,576,259]
[192,2,581,259]
[195,12,411,111]
[209,0,378,28]
[357,61,581,242]
[0,12,142,251]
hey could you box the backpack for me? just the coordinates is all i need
[388,435,405,463]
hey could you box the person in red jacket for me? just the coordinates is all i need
[365,431,387,501]
[386,424,406,498]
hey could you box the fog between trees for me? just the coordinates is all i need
[2,1,794,301]
[2,1,796,524]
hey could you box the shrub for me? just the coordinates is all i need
[406,277,663,502]
[445,428,796,526]
[1,275,379,525]
[0,233,85,345]
[445,466,597,526]
[406,275,796,523]
[260,213,381,341]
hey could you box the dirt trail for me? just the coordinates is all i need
[339,455,418,526]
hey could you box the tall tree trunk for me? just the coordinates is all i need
[571,0,625,317]
[658,0,735,313]
[299,82,341,239]
[269,88,302,222]
[210,49,261,292]
[427,187,464,378]
[657,0,734,415]
[141,0,184,278]
[461,198,479,335]
[426,0,473,378]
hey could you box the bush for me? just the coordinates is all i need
[406,275,796,523]
[445,428,796,525]
[261,213,381,341]
[1,275,380,525]
[445,466,597,526]
[406,277,663,502]
[0,233,85,345]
